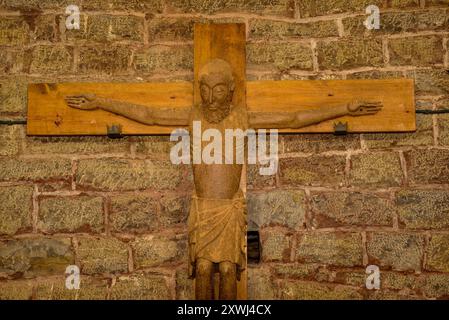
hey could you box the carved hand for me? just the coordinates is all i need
[64,93,98,110]
[347,100,383,116]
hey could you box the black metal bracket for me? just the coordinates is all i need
[247,230,261,264]
[107,124,123,139]
[0,119,27,125]
[416,109,449,114]
[333,121,348,136]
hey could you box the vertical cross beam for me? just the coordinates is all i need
[194,23,247,300]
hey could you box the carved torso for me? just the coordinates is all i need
[189,104,248,199]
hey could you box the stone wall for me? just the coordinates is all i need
[0,0,448,299]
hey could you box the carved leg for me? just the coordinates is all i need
[218,261,237,300]
[195,258,214,300]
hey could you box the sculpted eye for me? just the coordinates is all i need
[214,85,227,93]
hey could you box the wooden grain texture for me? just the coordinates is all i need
[247,78,416,133]
[194,23,248,300]
[194,23,246,109]
[27,82,192,135]
[27,78,415,135]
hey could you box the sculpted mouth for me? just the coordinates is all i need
[205,104,219,110]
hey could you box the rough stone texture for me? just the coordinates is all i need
[248,267,277,299]
[109,193,159,233]
[406,69,449,96]
[0,80,27,114]
[332,270,366,287]
[349,152,404,187]
[32,14,56,42]
[280,155,346,187]
[397,190,449,230]
[0,238,74,277]
[109,194,191,233]
[249,19,338,40]
[24,136,130,154]
[0,185,33,236]
[389,36,444,67]
[380,272,420,291]
[176,268,194,300]
[0,17,29,46]
[435,98,449,109]
[0,49,25,74]
[296,232,363,267]
[28,46,73,74]
[261,230,291,262]
[133,135,174,156]
[282,134,360,153]
[404,149,449,185]
[279,280,363,300]
[247,163,277,190]
[0,158,72,182]
[415,98,436,111]
[427,0,449,5]
[148,16,245,42]
[362,115,433,149]
[166,0,295,17]
[66,15,144,42]
[368,290,420,300]
[38,196,104,234]
[310,191,394,227]
[247,190,306,230]
[76,237,128,274]
[0,280,34,300]
[247,42,313,72]
[0,125,22,156]
[389,0,420,7]
[438,114,449,146]
[274,263,322,281]
[0,0,82,10]
[35,276,109,300]
[426,234,449,272]
[132,235,185,268]
[297,0,384,17]
[159,194,190,228]
[81,0,163,11]
[422,274,449,299]
[78,46,130,75]
[76,159,184,191]
[346,70,405,80]
[148,17,199,42]
[133,45,193,73]
[317,39,384,70]
[367,232,424,271]
[110,273,171,300]
[37,181,72,193]
[343,9,449,36]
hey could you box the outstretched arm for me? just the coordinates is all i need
[64,93,190,126]
[249,100,383,129]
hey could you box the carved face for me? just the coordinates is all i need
[198,59,235,123]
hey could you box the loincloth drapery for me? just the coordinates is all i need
[188,189,247,280]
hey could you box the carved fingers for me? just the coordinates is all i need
[64,93,97,110]
[348,100,383,116]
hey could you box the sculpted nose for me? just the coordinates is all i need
[208,91,213,104]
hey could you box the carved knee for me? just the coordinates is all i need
[219,262,236,277]
[196,259,212,277]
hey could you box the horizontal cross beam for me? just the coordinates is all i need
[27,78,415,135]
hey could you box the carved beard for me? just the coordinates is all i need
[201,103,231,124]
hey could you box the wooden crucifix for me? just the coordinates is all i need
[27,23,415,300]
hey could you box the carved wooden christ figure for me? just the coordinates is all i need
[64,59,382,299]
